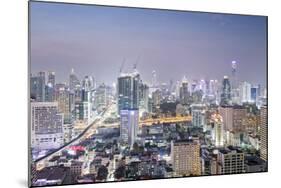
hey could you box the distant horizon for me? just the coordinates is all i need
[30,1,267,87]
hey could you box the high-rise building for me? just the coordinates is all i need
[69,68,80,92]
[240,81,251,103]
[139,82,149,112]
[47,71,55,87]
[45,72,55,102]
[218,106,233,131]
[179,76,189,105]
[260,105,267,161]
[220,76,231,105]
[82,75,94,91]
[219,105,247,133]
[250,85,260,104]
[55,84,71,124]
[211,113,224,147]
[94,83,107,111]
[231,61,240,104]
[217,147,244,174]
[117,72,140,114]
[45,83,55,102]
[30,75,39,100]
[232,106,247,132]
[31,102,64,150]
[191,104,206,128]
[120,109,139,148]
[152,89,162,107]
[171,139,201,176]
[30,72,46,102]
[75,101,91,124]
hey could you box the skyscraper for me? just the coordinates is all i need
[191,104,206,128]
[55,84,71,124]
[47,71,55,87]
[82,75,94,91]
[211,113,224,147]
[220,76,231,105]
[45,72,55,102]
[219,105,247,133]
[139,82,149,112]
[117,72,140,114]
[260,105,267,161]
[171,139,201,176]
[69,68,81,93]
[94,83,107,111]
[75,101,91,124]
[120,109,139,148]
[179,76,189,105]
[231,61,240,104]
[30,75,39,100]
[31,102,64,150]
[240,81,252,103]
[218,106,233,131]
[152,89,162,107]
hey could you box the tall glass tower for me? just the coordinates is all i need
[117,72,140,114]
[220,76,231,105]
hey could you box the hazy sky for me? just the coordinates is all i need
[30,1,267,86]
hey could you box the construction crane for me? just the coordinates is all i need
[119,58,126,74]
[133,55,141,70]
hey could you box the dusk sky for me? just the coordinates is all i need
[30,1,267,86]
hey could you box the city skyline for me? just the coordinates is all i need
[30,2,267,86]
[29,1,268,187]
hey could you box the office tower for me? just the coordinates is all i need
[220,76,231,105]
[152,89,162,107]
[219,106,247,133]
[30,75,39,100]
[117,72,140,114]
[139,82,149,112]
[45,83,55,102]
[240,81,251,103]
[199,79,207,95]
[232,106,247,132]
[191,80,197,93]
[69,68,80,92]
[47,71,55,87]
[250,85,260,104]
[191,104,206,128]
[217,147,244,174]
[219,106,233,131]
[120,109,139,148]
[75,101,91,124]
[94,83,107,111]
[209,80,215,95]
[179,76,189,105]
[260,105,268,161]
[31,72,46,102]
[55,84,72,124]
[231,61,240,104]
[30,102,64,150]
[45,72,55,102]
[82,75,94,91]
[171,139,201,176]
[211,113,224,147]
